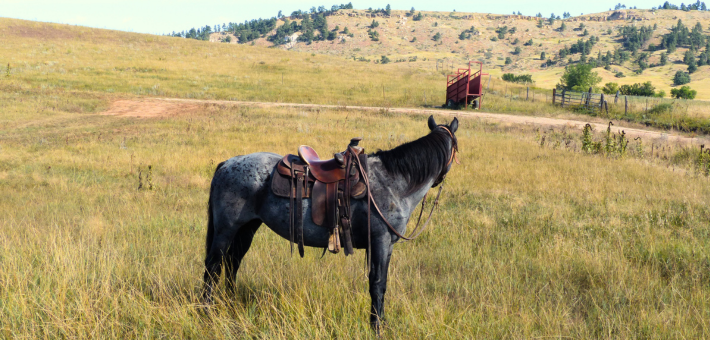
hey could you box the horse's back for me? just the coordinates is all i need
[210,152,281,221]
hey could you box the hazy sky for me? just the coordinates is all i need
[2,0,668,35]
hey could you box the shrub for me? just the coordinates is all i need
[433,32,442,41]
[619,82,656,97]
[540,51,546,60]
[380,55,391,64]
[648,103,674,114]
[673,71,691,85]
[602,82,619,94]
[505,57,512,65]
[670,86,697,99]
[502,73,534,83]
[513,47,522,55]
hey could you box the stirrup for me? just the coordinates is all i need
[328,227,341,254]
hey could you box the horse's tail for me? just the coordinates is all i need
[205,161,226,255]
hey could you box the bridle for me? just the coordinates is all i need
[352,125,459,273]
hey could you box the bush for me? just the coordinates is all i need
[540,51,546,60]
[433,32,442,41]
[502,73,534,83]
[648,103,674,114]
[602,82,619,94]
[673,71,691,85]
[513,47,522,55]
[505,57,512,65]
[380,55,391,64]
[670,86,697,99]
[619,82,656,97]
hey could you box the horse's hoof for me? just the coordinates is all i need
[370,319,386,337]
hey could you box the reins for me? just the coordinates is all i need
[352,125,458,274]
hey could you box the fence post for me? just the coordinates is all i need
[561,89,566,107]
[600,94,605,113]
[605,101,609,115]
[526,87,529,101]
[487,74,491,90]
[587,87,592,107]
[625,96,628,114]
[645,98,648,112]
[552,88,556,105]
[615,90,619,104]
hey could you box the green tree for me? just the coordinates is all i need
[409,7,415,16]
[660,52,668,65]
[673,71,691,85]
[505,57,513,65]
[537,19,544,28]
[540,51,546,60]
[370,20,379,28]
[433,32,442,41]
[560,23,566,31]
[670,86,697,99]
[385,4,391,16]
[558,63,602,91]
[583,29,589,36]
[514,46,522,55]
[380,55,391,64]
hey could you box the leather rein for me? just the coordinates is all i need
[353,126,459,253]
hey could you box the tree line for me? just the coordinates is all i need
[169,2,353,44]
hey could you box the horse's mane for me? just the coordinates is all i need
[371,126,456,192]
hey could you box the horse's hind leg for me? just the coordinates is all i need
[225,219,262,294]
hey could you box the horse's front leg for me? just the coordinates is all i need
[369,235,394,333]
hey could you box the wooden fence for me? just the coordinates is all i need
[552,88,607,114]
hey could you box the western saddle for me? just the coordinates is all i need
[271,138,367,257]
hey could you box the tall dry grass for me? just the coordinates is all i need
[2,84,710,338]
[2,17,710,339]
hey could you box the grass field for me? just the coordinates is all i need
[2,17,710,339]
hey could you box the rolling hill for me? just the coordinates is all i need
[208,7,710,99]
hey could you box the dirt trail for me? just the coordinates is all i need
[103,98,709,145]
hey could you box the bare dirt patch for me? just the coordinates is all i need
[100,98,710,145]
[102,99,199,118]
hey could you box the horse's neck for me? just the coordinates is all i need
[366,156,435,218]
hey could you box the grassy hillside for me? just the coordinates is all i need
[3,15,710,339]
[213,8,710,100]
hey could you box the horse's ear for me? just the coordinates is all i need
[450,117,459,133]
[428,115,437,130]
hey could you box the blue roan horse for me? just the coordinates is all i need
[203,115,459,331]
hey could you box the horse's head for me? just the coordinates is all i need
[427,115,459,187]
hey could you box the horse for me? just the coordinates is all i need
[202,115,459,331]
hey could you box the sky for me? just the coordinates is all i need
[2,0,669,35]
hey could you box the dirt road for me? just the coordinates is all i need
[102,98,709,145]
